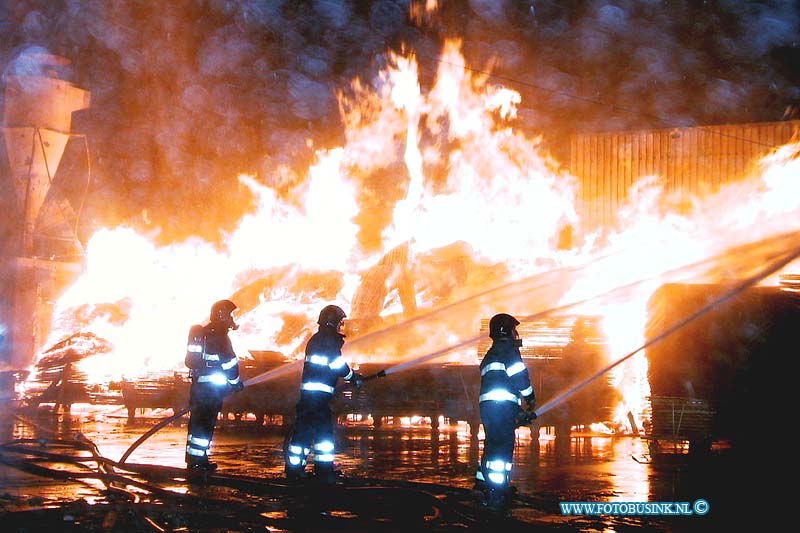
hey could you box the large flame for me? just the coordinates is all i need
[31,40,800,431]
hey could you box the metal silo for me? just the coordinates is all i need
[1,53,90,380]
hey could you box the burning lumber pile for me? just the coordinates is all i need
[120,372,190,419]
[22,332,121,409]
[480,314,620,434]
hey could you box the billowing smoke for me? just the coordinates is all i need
[1,0,797,250]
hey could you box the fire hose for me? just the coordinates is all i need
[119,405,189,464]
[2,436,531,531]
[532,237,800,419]
[335,369,387,393]
[366,369,388,381]
[120,368,390,464]
[121,234,800,465]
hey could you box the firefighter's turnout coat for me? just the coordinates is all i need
[285,325,355,478]
[184,322,241,466]
[476,337,534,488]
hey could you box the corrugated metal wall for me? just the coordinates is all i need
[569,120,800,230]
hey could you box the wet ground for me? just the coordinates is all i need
[0,406,756,531]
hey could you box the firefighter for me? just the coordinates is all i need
[474,313,536,509]
[285,304,364,483]
[184,299,244,472]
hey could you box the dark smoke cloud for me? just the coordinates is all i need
[1,0,798,252]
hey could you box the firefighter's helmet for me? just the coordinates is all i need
[210,299,238,330]
[489,313,520,341]
[318,305,346,329]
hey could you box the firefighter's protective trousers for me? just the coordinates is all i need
[186,382,226,465]
[286,391,336,476]
[477,400,519,487]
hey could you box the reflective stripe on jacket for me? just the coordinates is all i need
[479,338,533,404]
[185,323,240,387]
[299,326,351,396]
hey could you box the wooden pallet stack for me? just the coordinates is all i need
[646,395,715,454]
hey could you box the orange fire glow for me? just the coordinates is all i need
[30,40,800,431]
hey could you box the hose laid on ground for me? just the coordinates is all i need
[119,406,190,464]
[0,438,286,529]
[123,231,800,467]
[123,368,390,463]
[2,436,529,531]
[121,359,323,463]
[120,368,275,463]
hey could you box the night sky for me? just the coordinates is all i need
[1,0,798,251]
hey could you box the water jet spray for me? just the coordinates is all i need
[532,240,800,419]
[120,232,800,463]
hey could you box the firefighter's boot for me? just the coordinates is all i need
[188,460,217,472]
[483,485,512,512]
[314,463,338,485]
[285,465,307,482]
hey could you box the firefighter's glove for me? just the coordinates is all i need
[230,381,245,394]
[516,409,535,427]
[524,395,536,412]
[524,395,537,421]
[351,373,365,389]
[516,406,537,427]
